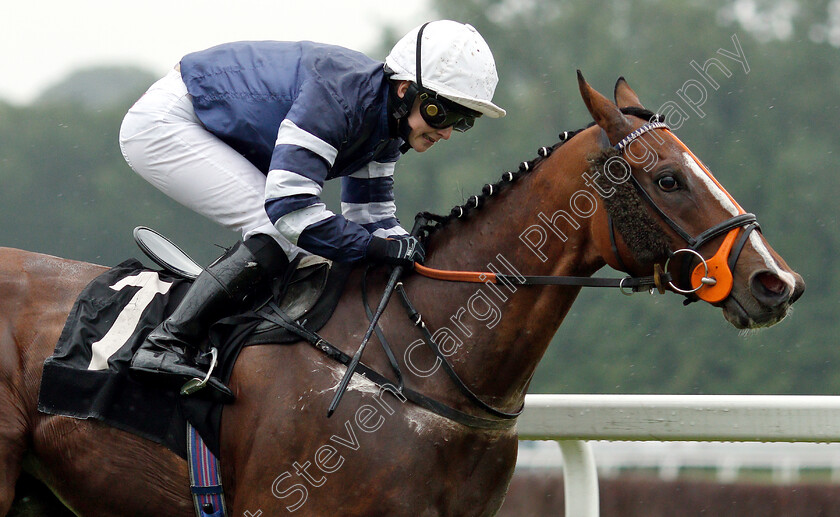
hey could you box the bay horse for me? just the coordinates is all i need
[0,74,803,516]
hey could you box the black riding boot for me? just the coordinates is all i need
[130,234,289,400]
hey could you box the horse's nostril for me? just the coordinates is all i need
[758,272,786,294]
[750,271,791,307]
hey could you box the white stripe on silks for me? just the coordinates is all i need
[349,161,396,179]
[265,169,323,198]
[276,119,339,165]
[341,200,398,224]
[373,226,408,238]
[275,203,334,244]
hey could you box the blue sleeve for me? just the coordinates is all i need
[264,79,373,262]
[341,161,407,238]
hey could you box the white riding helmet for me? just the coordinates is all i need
[385,20,506,118]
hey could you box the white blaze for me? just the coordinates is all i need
[680,152,796,290]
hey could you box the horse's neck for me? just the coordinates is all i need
[407,135,606,410]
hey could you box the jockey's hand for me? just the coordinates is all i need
[366,236,426,267]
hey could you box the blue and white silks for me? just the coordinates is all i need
[179,41,407,262]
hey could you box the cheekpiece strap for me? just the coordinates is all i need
[614,121,670,153]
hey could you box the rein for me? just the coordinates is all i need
[392,281,523,420]
[341,112,758,427]
[258,301,517,430]
[413,114,760,305]
[273,111,761,430]
[414,263,669,294]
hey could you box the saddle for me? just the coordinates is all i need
[39,230,351,458]
[134,227,350,346]
[36,230,354,517]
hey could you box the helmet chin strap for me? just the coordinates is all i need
[388,22,433,154]
[398,117,414,154]
[387,79,418,153]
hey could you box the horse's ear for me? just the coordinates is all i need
[614,76,645,109]
[577,70,633,146]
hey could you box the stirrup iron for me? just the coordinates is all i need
[180,347,219,395]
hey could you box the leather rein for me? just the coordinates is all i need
[259,295,518,430]
[414,116,761,305]
[371,116,761,427]
[267,115,761,430]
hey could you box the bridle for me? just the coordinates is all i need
[413,115,761,304]
[610,119,761,303]
[309,114,763,428]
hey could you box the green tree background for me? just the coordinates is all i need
[1,0,836,395]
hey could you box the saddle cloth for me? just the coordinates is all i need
[37,256,351,458]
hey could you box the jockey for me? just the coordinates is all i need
[118,20,505,399]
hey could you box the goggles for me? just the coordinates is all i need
[417,89,482,132]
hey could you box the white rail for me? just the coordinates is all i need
[518,441,840,483]
[518,394,840,517]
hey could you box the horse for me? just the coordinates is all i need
[0,74,804,516]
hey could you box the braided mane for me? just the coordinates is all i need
[416,107,659,239]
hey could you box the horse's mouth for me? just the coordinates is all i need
[721,295,789,330]
[721,271,804,329]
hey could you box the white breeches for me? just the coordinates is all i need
[118,68,302,260]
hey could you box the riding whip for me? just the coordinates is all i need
[327,216,427,417]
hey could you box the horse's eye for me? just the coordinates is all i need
[657,175,679,192]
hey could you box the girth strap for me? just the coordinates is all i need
[187,423,227,517]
